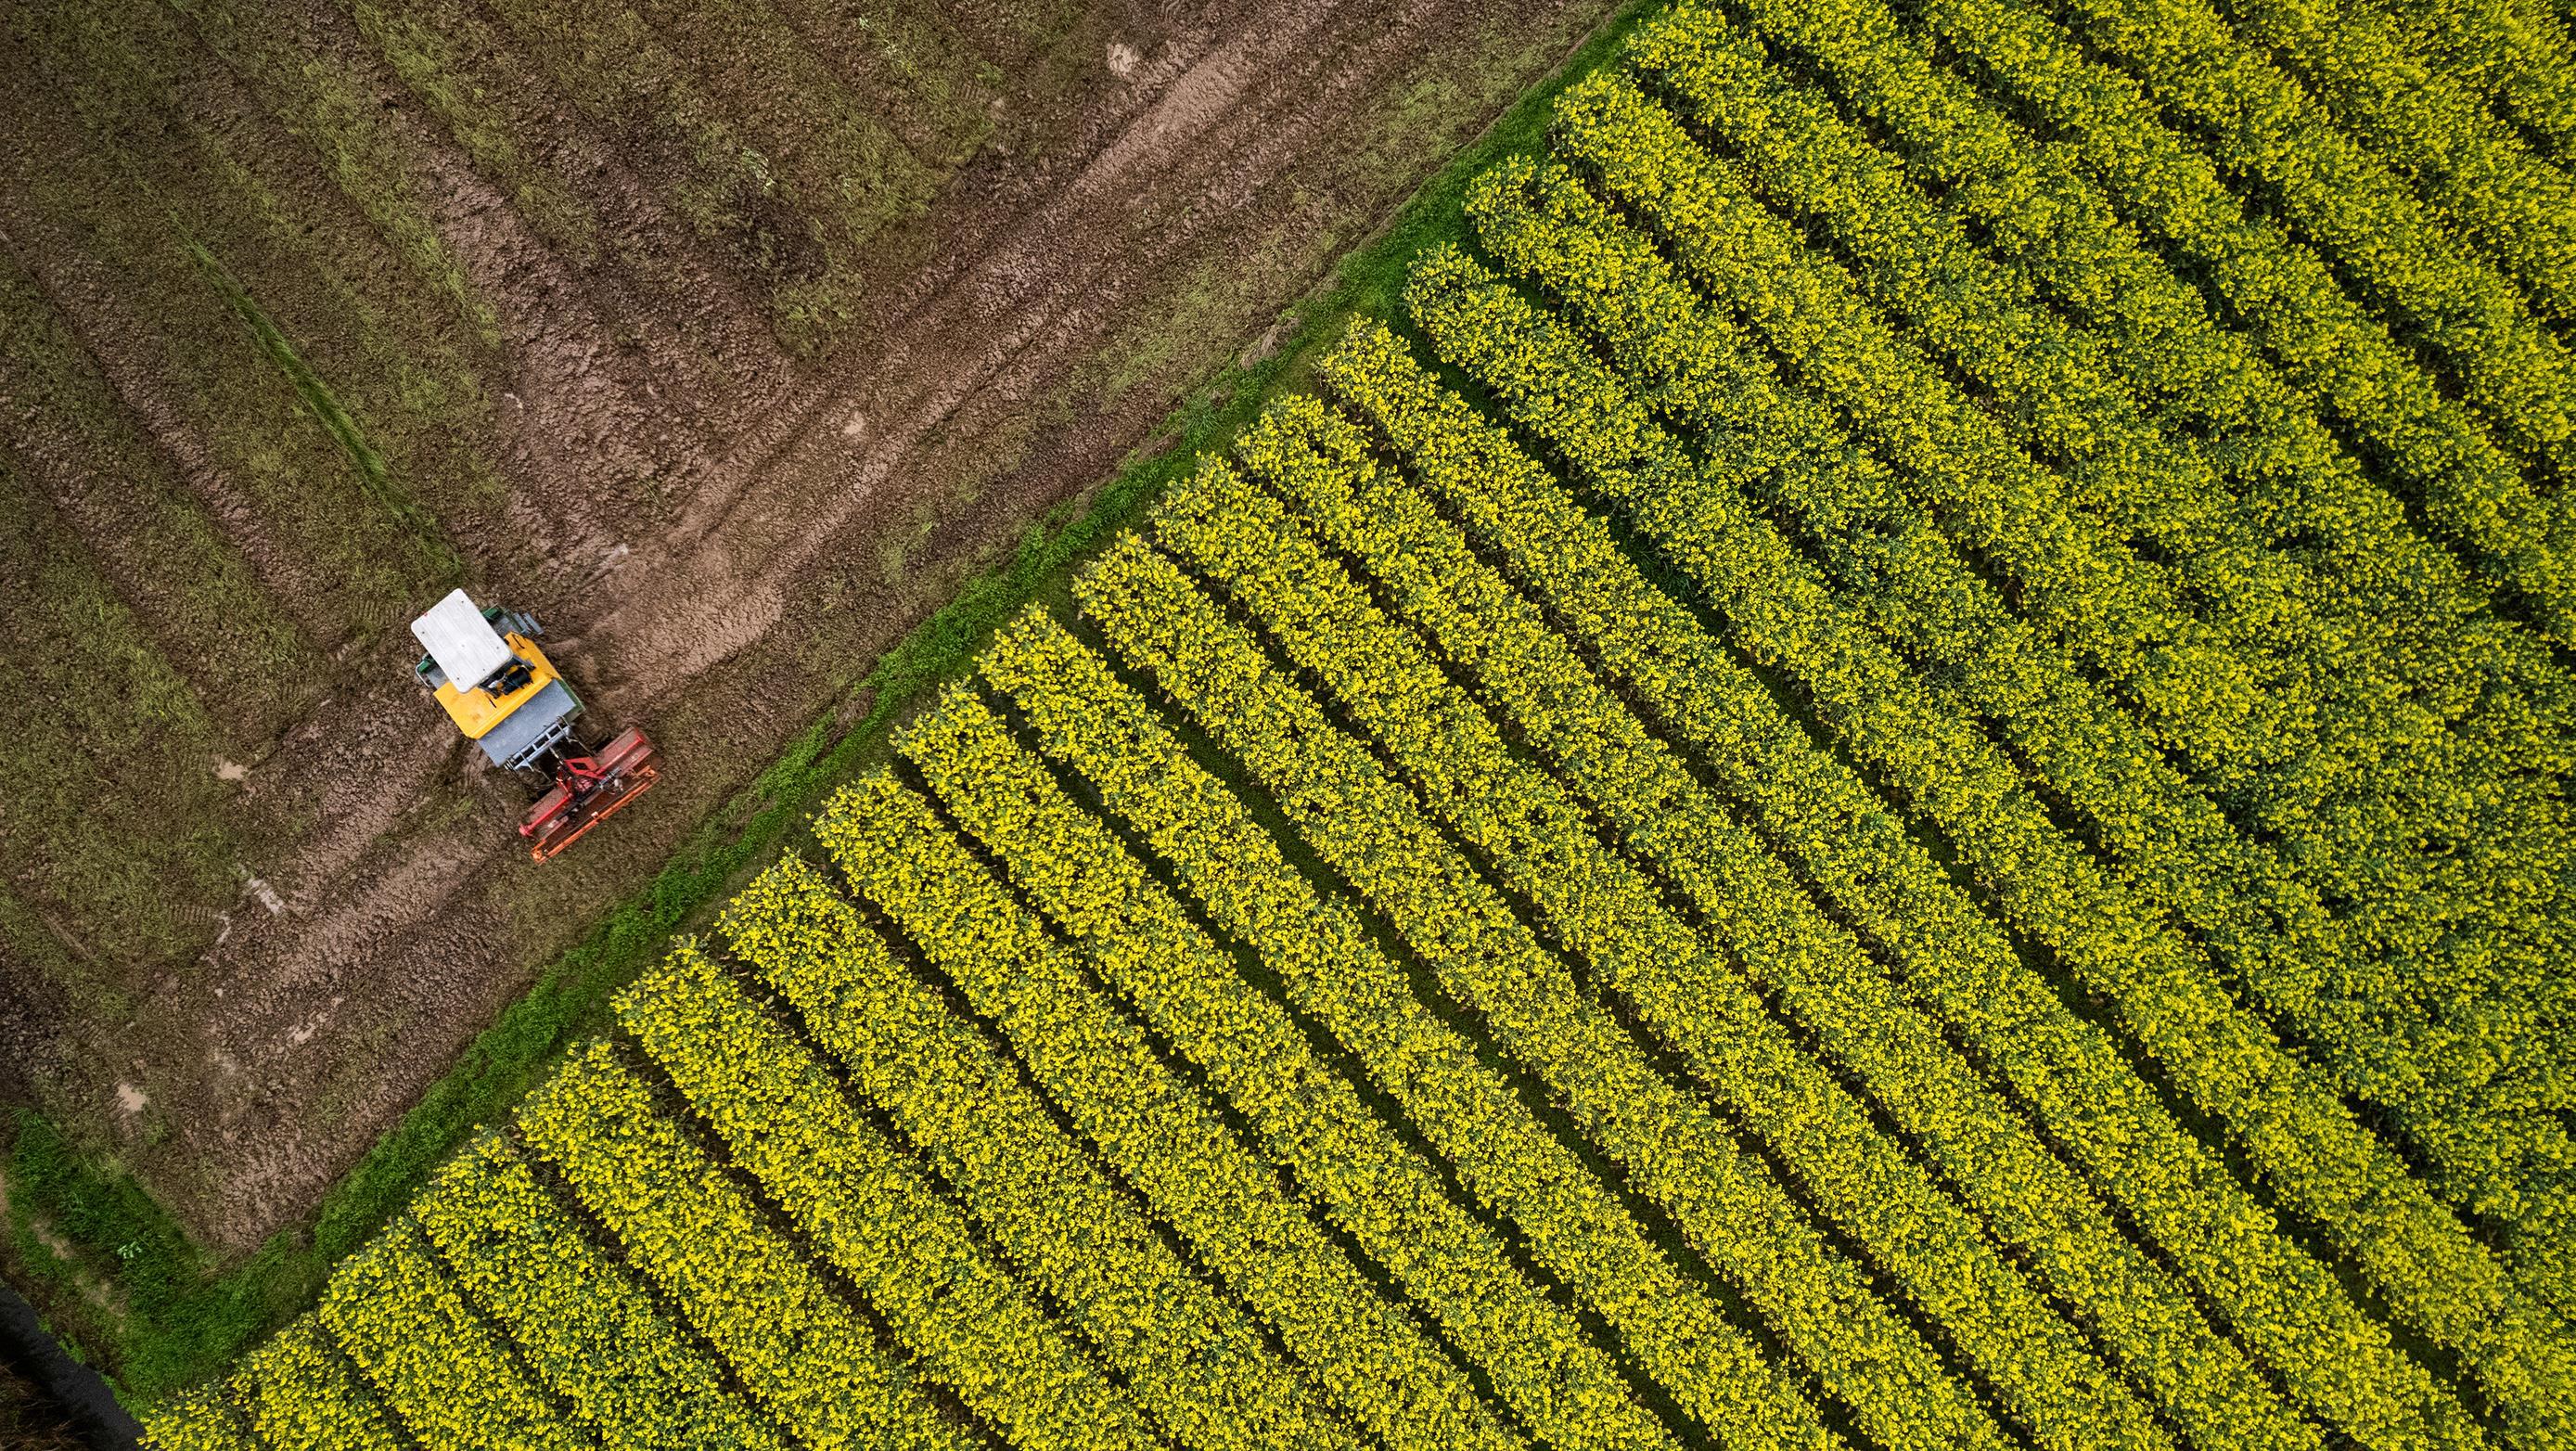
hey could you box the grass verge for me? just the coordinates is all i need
[2,0,1660,1410]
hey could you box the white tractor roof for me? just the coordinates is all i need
[411,588,516,688]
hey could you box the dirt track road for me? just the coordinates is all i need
[2,0,1615,1252]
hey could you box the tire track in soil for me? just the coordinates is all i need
[12,0,1613,1252]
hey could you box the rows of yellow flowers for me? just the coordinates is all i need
[2391,0,2576,155]
[1833,0,2576,649]
[1544,65,2576,1113]
[1730,0,2576,661]
[811,778,1522,1451]
[1760,0,2576,1198]
[2003,0,2576,473]
[414,1133,782,1451]
[1642,16,2360,777]
[516,1043,972,1451]
[1137,454,2178,1451]
[714,856,1357,1451]
[146,1314,403,1451]
[1574,57,2526,984]
[320,1219,590,1450]
[135,1390,254,1451]
[967,623,1842,1449]
[1585,24,2576,1131]
[1228,393,2325,1451]
[1611,7,2576,1268]
[230,1316,403,1451]
[615,946,1160,1451]
[2218,0,2576,323]
[898,684,1822,1451]
[1431,165,2570,1377]
[1460,138,2574,1293]
[1634,0,2574,926]
[1628,0,2576,1129]
[855,744,1676,1451]
[1313,318,2493,1449]
[1554,73,2259,758]
[1393,230,2576,1445]
[1066,542,2012,1451]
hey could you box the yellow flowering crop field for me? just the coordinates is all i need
[143,1,2576,1446]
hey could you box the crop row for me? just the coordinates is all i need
[2426,0,2576,155]
[139,1392,256,1451]
[1548,76,2252,768]
[1459,139,2575,1279]
[416,1132,784,1451]
[1637,11,2346,780]
[617,945,1160,1451]
[2390,0,2576,157]
[714,859,1357,1451]
[902,680,1829,1451]
[516,1042,972,1451]
[1724,0,2576,684]
[1312,317,2530,1445]
[806,787,1526,1451]
[1389,227,2576,1445]
[1226,391,2345,1451]
[1061,540,2027,1450]
[1628,0,2576,1085]
[1426,164,2576,1378]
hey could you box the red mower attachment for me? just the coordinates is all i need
[520,727,661,863]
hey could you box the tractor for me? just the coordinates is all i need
[409,588,660,862]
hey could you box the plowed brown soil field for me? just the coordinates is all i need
[0,0,1616,1276]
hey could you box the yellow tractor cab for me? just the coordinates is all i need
[410,588,659,862]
